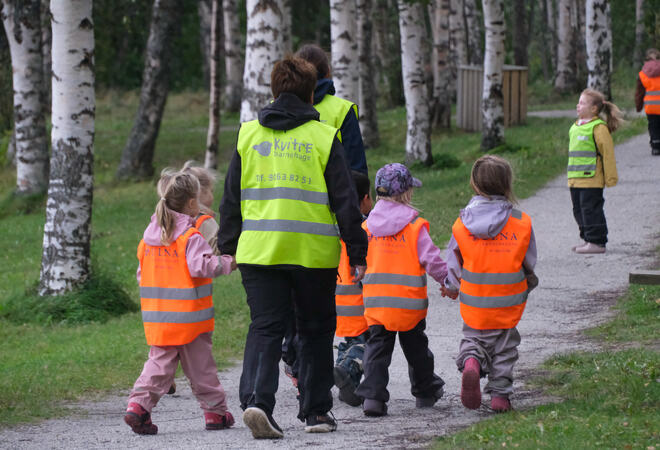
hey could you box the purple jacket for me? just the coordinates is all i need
[366,200,448,282]
[137,209,233,282]
[445,195,538,292]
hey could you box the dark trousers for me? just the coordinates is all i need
[354,319,445,402]
[570,187,608,245]
[648,114,660,152]
[238,265,337,421]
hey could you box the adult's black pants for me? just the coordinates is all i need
[647,114,660,153]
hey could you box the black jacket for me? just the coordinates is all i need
[218,93,368,267]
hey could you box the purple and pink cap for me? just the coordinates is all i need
[375,163,422,197]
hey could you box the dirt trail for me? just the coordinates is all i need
[1,133,658,450]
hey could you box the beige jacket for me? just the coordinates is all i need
[568,119,618,188]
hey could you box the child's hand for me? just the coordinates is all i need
[230,255,237,271]
[352,265,366,283]
[440,285,459,300]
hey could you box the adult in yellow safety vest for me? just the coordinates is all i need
[218,56,367,438]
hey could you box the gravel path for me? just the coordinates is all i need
[1,133,658,450]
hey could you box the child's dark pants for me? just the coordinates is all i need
[570,187,608,245]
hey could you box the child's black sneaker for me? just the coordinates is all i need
[363,398,387,417]
[333,365,361,407]
[167,381,176,395]
[415,386,444,408]
[304,412,337,433]
[124,402,158,435]
[243,406,284,439]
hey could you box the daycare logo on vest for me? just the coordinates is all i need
[252,141,272,157]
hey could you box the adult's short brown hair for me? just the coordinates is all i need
[295,44,330,80]
[271,56,317,103]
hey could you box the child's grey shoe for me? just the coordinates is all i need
[334,366,362,407]
[415,386,444,408]
[363,398,387,417]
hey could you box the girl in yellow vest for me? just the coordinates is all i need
[568,89,622,254]
[355,163,448,417]
[125,170,236,435]
[442,155,538,412]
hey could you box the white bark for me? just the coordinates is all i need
[240,0,284,122]
[198,0,212,87]
[463,0,482,65]
[554,0,574,92]
[397,0,432,165]
[205,0,221,169]
[223,0,243,112]
[430,0,451,129]
[585,0,611,98]
[357,0,379,147]
[449,0,467,67]
[481,0,505,151]
[40,0,51,106]
[1,0,49,194]
[633,0,644,67]
[546,0,557,67]
[282,0,292,54]
[330,0,359,102]
[40,0,95,296]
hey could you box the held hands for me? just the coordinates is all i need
[440,285,459,300]
[230,255,237,271]
[352,265,366,283]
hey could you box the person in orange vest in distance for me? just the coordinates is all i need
[124,169,236,435]
[441,155,538,413]
[355,163,448,417]
[334,170,373,407]
[635,48,660,156]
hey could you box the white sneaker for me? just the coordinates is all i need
[243,407,284,439]
[571,240,586,252]
[574,242,606,254]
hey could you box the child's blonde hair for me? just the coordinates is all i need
[155,169,200,245]
[580,88,624,133]
[470,155,517,204]
[377,189,413,207]
[181,160,217,213]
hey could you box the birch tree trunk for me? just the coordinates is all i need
[357,0,379,147]
[633,0,645,68]
[240,0,284,122]
[39,0,95,296]
[198,0,212,87]
[464,0,482,65]
[40,0,51,106]
[397,0,432,165]
[481,0,505,151]
[205,0,221,169]
[585,0,611,99]
[546,0,557,68]
[223,0,242,112]
[449,0,467,68]
[429,0,451,129]
[330,0,359,102]
[573,0,588,87]
[116,0,182,179]
[554,0,575,92]
[1,0,49,194]
[282,0,292,54]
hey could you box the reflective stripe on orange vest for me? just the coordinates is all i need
[362,216,429,332]
[639,71,660,115]
[335,239,368,337]
[452,208,532,330]
[138,227,214,346]
[195,214,213,230]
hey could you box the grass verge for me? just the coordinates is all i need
[434,284,660,449]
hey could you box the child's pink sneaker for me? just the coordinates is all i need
[491,396,512,412]
[205,411,235,430]
[124,402,158,435]
[460,357,481,410]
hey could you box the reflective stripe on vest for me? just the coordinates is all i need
[195,214,213,230]
[452,209,532,330]
[314,94,358,129]
[362,217,430,332]
[236,119,341,268]
[567,119,605,178]
[335,239,368,337]
[639,71,660,115]
[138,228,214,346]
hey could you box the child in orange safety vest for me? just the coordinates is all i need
[354,163,448,417]
[442,155,538,413]
[124,169,236,435]
[334,170,373,407]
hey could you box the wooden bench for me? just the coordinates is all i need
[629,270,660,285]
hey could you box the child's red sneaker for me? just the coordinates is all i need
[124,402,158,435]
[205,411,235,430]
[460,357,482,410]
[491,396,512,412]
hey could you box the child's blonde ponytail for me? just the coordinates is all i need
[581,88,624,133]
[155,168,200,245]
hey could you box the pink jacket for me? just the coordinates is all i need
[365,200,448,283]
[137,209,233,282]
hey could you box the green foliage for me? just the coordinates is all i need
[0,189,47,219]
[0,274,138,325]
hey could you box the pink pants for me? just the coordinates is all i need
[128,332,227,414]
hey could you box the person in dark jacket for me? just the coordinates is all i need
[218,56,368,439]
[635,48,660,156]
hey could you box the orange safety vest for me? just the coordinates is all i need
[362,217,429,332]
[195,214,213,230]
[335,239,368,337]
[137,227,215,346]
[639,71,660,115]
[452,208,532,330]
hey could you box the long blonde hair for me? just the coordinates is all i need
[581,88,624,133]
[377,188,415,208]
[470,155,517,204]
[155,169,200,245]
[181,160,217,214]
